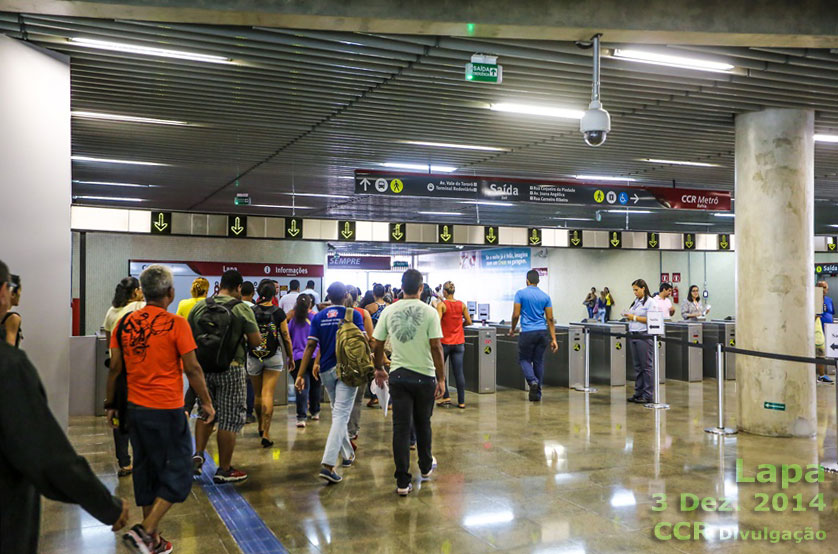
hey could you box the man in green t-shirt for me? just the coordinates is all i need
[373,269,445,496]
[188,270,260,484]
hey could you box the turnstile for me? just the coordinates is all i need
[665,322,703,382]
[701,320,736,380]
[578,322,627,386]
[463,326,497,393]
[493,325,576,389]
[95,333,110,416]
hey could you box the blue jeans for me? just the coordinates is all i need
[291,360,322,421]
[518,330,549,388]
[442,343,466,405]
[319,368,357,467]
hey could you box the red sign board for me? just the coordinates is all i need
[327,255,391,270]
[535,267,548,277]
[661,273,669,283]
[132,260,324,278]
[672,273,681,283]
[650,188,732,211]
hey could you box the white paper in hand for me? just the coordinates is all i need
[369,380,390,417]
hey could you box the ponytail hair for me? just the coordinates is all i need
[294,294,311,323]
[111,277,140,308]
[630,278,651,306]
[191,277,210,299]
[257,279,276,302]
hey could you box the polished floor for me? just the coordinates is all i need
[41,380,838,553]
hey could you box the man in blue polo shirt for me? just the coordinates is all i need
[295,282,366,484]
[509,269,558,401]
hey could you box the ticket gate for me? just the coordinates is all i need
[665,322,703,382]
[463,325,497,393]
[542,326,572,387]
[701,320,736,380]
[577,322,627,386]
[566,324,586,388]
[495,325,574,389]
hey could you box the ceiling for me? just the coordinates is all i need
[3,12,838,233]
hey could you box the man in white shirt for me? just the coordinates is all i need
[278,279,301,313]
[651,283,676,319]
[302,280,321,311]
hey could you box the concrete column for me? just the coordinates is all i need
[0,36,72,429]
[735,108,816,437]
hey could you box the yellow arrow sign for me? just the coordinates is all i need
[230,217,244,236]
[830,243,836,251]
[287,219,301,237]
[341,221,354,239]
[570,230,581,246]
[648,232,658,248]
[486,227,497,243]
[685,234,695,249]
[529,229,541,245]
[719,234,729,249]
[154,212,168,232]
[610,232,621,247]
[440,225,452,242]
[391,223,404,241]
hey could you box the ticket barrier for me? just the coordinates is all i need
[462,325,497,393]
[665,322,703,382]
[576,322,627,386]
[701,320,736,380]
[494,325,575,389]
[550,325,586,388]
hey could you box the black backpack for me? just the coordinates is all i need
[192,296,243,373]
[250,305,283,359]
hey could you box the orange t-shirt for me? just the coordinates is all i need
[110,306,197,410]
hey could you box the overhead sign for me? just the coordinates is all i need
[829,237,838,252]
[285,217,303,239]
[389,222,406,243]
[150,211,172,235]
[683,233,696,250]
[327,255,391,270]
[763,402,786,412]
[228,215,247,238]
[438,224,454,244]
[234,192,251,206]
[528,228,542,246]
[484,226,499,245]
[568,229,583,248]
[647,232,659,249]
[354,170,732,211]
[338,220,355,241]
[718,233,731,250]
[131,260,324,278]
[816,263,838,275]
[465,62,502,83]
[608,231,622,249]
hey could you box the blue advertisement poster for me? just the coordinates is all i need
[480,248,531,271]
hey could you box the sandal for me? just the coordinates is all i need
[436,399,452,407]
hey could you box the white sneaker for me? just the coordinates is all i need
[296,420,306,428]
[397,483,413,496]
[421,456,438,480]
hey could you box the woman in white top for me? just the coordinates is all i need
[681,285,709,320]
[625,278,654,403]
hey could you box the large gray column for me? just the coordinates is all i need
[0,36,72,428]
[735,108,816,437]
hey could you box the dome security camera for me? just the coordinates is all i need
[581,100,611,147]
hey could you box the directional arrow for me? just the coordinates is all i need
[684,234,695,249]
[719,237,729,249]
[648,232,658,248]
[391,223,404,241]
[570,230,582,247]
[360,178,371,191]
[485,227,497,243]
[287,219,301,237]
[439,225,452,242]
[529,229,541,245]
[632,194,640,204]
[154,212,168,232]
[610,232,621,248]
[230,216,244,236]
[341,221,354,239]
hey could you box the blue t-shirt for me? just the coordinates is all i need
[514,286,553,333]
[308,306,365,371]
[823,296,835,325]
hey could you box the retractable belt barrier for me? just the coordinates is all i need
[576,326,838,472]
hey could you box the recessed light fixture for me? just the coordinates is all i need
[612,49,735,73]
[490,103,585,120]
[641,158,721,167]
[380,162,457,173]
[251,204,313,209]
[815,134,838,143]
[418,211,463,216]
[674,221,715,226]
[71,155,168,166]
[72,180,158,188]
[400,140,510,152]
[575,175,637,182]
[70,37,233,64]
[827,224,838,228]
[713,213,735,218]
[606,209,652,214]
[460,201,516,207]
[72,111,189,126]
[551,217,594,221]
[72,195,146,202]
[287,193,350,199]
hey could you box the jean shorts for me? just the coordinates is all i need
[246,352,285,377]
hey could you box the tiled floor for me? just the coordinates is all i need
[41,380,838,553]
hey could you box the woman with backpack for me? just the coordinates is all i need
[288,294,321,428]
[248,280,294,448]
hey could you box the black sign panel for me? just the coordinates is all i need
[338,220,355,241]
[484,226,499,245]
[828,237,838,252]
[150,211,172,235]
[568,229,583,248]
[227,215,247,238]
[608,231,622,249]
[285,217,303,239]
[718,233,731,250]
[646,232,660,249]
[389,222,406,243]
[527,228,542,246]
[683,233,696,250]
[438,224,454,244]
[816,263,838,275]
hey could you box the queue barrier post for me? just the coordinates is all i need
[572,327,598,393]
[645,335,669,410]
[704,343,737,436]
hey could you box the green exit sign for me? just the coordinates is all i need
[465,62,502,83]
[235,193,251,206]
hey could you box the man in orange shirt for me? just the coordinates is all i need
[106,264,215,554]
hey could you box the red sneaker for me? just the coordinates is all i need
[213,467,248,484]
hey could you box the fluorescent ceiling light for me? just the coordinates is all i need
[828,224,838,228]
[336,176,356,180]
[713,213,735,218]
[72,155,168,166]
[73,180,158,188]
[815,134,838,143]
[72,111,188,126]
[575,175,637,182]
[287,193,350,199]
[551,217,594,221]
[641,158,721,167]
[400,140,509,152]
[418,211,463,216]
[70,37,233,64]
[674,221,715,226]
[612,48,735,72]
[379,162,457,173]
[490,103,585,120]
[73,195,146,202]
[251,204,313,209]
[606,209,652,214]
[460,201,515,207]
